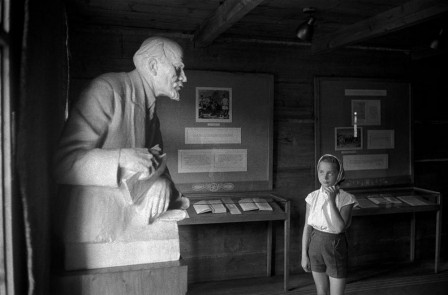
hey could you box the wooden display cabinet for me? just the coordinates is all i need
[179,192,291,291]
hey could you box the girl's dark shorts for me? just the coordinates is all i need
[308,228,348,278]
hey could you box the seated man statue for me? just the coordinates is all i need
[54,36,190,270]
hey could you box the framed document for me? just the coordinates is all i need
[315,77,412,188]
[367,130,395,149]
[157,70,274,193]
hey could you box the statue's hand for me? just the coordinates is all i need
[130,176,173,225]
[119,148,159,175]
[147,177,172,220]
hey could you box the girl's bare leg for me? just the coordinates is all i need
[312,271,330,295]
[329,276,346,295]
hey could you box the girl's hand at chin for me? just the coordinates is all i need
[324,186,339,201]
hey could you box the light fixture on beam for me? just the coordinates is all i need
[430,28,444,50]
[296,7,316,42]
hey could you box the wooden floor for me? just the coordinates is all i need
[187,260,448,295]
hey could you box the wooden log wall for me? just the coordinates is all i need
[63,24,446,283]
[412,53,448,261]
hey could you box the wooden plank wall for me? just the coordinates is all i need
[412,53,448,261]
[65,24,435,282]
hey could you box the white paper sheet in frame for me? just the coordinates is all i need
[343,154,388,171]
[185,128,241,144]
[345,89,387,96]
[367,130,395,149]
[178,149,247,173]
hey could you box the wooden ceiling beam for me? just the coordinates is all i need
[311,0,448,54]
[411,47,448,60]
[194,0,264,48]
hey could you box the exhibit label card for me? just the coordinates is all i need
[185,128,241,144]
[343,154,388,171]
[178,149,247,173]
[367,130,395,149]
[345,89,387,96]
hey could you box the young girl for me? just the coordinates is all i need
[302,154,358,295]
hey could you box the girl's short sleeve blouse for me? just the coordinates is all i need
[305,188,358,233]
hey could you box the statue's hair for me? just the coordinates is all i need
[133,36,182,69]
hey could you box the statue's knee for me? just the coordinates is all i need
[150,177,171,192]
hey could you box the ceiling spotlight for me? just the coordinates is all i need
[430,28,444,50]
[296,7,316,42]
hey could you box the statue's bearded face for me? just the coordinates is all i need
[154,49,187,101]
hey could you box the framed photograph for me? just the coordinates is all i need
[335,127,363,151]
[196,87,232,123]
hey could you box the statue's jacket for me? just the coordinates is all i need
[54,69,177,244]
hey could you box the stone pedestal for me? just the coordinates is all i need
[64,210,186,270]
[65,219,180,270]
[52,260,188,295]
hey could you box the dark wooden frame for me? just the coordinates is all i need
[314,76,413,189]
[157,70,274,194]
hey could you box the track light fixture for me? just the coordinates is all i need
[296,7,316,42]
[430,28,445,50]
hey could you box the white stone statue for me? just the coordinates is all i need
[54,36,190,269]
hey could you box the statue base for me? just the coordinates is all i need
[52,260,188,295]
[65,216,182,270]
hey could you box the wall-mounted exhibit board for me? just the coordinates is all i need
[315,77,412,188]
[156,70,273,193]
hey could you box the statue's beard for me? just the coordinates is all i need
[170,80,183,101]
[170,90,179,101]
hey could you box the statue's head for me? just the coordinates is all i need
[133,37,187,101]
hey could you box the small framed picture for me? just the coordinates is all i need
[335,127,363,151]
[351,100,381,126]
[196,87,232,123]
